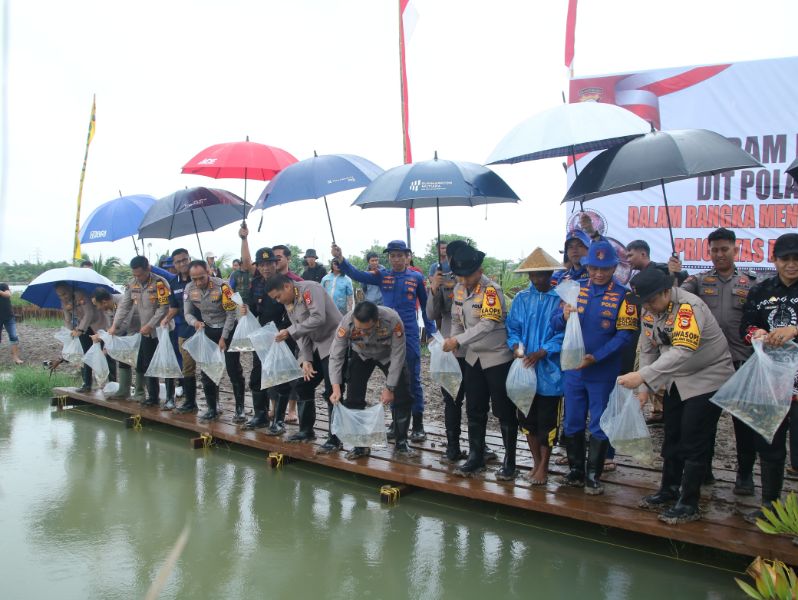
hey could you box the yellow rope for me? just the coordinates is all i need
[380,484,401,504]
[131,414,142,431]
[200,433,213,449]
[268,452,284,468]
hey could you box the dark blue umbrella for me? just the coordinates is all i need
[79,194,156,254]
[352,152,520,244]
[253,152,384,242]
[788,157,798,180]
[138,187,251,258]
[22,267,121,309]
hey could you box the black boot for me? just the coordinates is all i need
[393,405,416,457]
[585,437,610,495]
[318,435,343,454]
[77,365,93,393]
[659,460,705,524]
[745,460,785,524]
[496,422,518,481]
[441,430,466,463]
[558,432,586,487]
[287,399,316,442]
[454,421,487,477]
[244,390,270,429]
[410,412,427,442]
[162,379,176,411]
[198,384,219,421]
[639,458,683,508]
[266,392,288,436]
[142,377,160,407]
[232,382,247,424]
[734,449,756,496]
[176,377,198,413]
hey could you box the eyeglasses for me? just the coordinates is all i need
[173,257,189,265]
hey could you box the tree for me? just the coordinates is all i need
[346,240,384,271]
[85,254,122,279]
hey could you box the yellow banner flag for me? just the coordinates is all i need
[73,96,96,261]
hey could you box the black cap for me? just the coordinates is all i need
[254,247,277,264]
[447,240,485,276]
[773,233,798,259]
[304,248,318,258]
[625,267,674,306]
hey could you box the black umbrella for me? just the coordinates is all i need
[562,129,762,254]
[138,187,252,257]
[788,157,798,180]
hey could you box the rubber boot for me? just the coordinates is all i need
[733,451,756,496]
[198,384,219,421]
[584,437,610,495]
[558,432,586,487]
[454,421,487,477]
[176,377,198,413]
[133,371,146,402]
[410,412,427,442]
[162,379,176,411]
[110,368,132,400]
[659,460,705,524]
[266,392,288,436]
[386,407,396,441]
[393,404,415,457]
[745,461,785,524]
[639,458,683,509]
[245,390,270,429]
[287,399,316,442]
[142,377,160,407]
[496,422,518,481]
[441,430,466,463]
[77,365,93,393]
[232,381,247,424]
[318,399,342,453]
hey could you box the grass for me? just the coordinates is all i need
[0,366,80,397]
[24,317,64,329]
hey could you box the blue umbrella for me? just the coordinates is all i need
[79,194,156,254]
[22,267,121,309]
[253,151,384,242]
[138,187,251,258]
[352,152,520,244]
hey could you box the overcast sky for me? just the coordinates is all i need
[2,0,797,266]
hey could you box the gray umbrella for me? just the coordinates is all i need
[562,129,762,253]
[138,187,251,257]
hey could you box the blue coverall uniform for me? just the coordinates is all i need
[338,259,436,414]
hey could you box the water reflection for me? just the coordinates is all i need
[0,396,743,600]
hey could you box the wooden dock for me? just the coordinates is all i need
[52,386,798,565]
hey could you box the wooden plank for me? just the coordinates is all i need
[52,386,798,565]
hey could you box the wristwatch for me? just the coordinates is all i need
[386,385,396,392]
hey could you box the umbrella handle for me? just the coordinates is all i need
[322,196,336,245]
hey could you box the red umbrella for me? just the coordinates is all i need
[181,136,298,222]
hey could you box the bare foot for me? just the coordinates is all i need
[285,412,298,424]
[526,468,548,486]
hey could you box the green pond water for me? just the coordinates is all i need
[0,394,747,599]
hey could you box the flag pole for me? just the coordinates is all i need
[398,0,413,246]
[72,95,96,262]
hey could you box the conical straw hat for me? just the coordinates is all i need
[514,247,562,273]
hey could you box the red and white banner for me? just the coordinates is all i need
[568,56,798,270]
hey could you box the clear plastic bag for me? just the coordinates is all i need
[54,327,85,364]
[144,326,183,379]
[331,403,388,448]
[261,340,303,389]
[555,280,585,370]
[182,329,226,385]
[227,311,260,352]
[711,340,798,444]
[83,342,110,385]
[250,323,278,364]
[599,384,654,466]
[97,330,141,368]
[506,352,537,417]
[429,331,462,396]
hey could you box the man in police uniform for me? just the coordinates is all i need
[552,241,638,495]
[265,274,343,449]
[680,227,757,494]
[183,260,245,422]
[109,255,172,406]
[619,267,734,524]
[161,248,196,412]
[328,301,414,458]
[441,241,517,480]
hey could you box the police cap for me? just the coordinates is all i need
[448,241,485,276]
[255,247,277,264]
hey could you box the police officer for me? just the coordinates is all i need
[679,227,757,494]
[162,248,197,413]
[551,241,638,495]
[332,240,436,442]
[619,267,734,525]
[441,241,517,480]
[182,260,245,422]
[328,301,414,458]
[108,256,171,406]
[73,288,111,392]
[265,274,343,448]
[551,230,591,286]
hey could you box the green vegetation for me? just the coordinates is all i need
[25,317,64,329]
[0,366,79,397]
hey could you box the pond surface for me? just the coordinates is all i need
[0,395,745,599]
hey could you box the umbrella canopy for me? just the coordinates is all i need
[254,152,384,242]
[788,157,798,180]
[485,102,651,165]
[181,139,298,181]
[22,267,120,309]
[79,194,156,253]
[138,187,251,257]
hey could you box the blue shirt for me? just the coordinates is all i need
[551,264,588,286]
[321,273,354,315]
[506,285,564,396]
[155,267,192,339]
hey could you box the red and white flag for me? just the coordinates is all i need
[564,0,578,76]
[399,0,418,229]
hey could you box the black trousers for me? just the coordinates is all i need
[661,385,722,465]
[345,353,411,410]
[463,359,517,427]
[136,335,158,374]
[755,416,789,464]
[789,402,798,468]
[441,357,466,431]
[202,326,244,390]
[294,351,333,403]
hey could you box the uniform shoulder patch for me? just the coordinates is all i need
[671,303,701,351]
[303,290,312,306]
[220,283,237,311]
[155,280,170,306]
[480,286,502,322]
[337,327,347,338]
[616,299,639,331]
[393,323,404,337]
